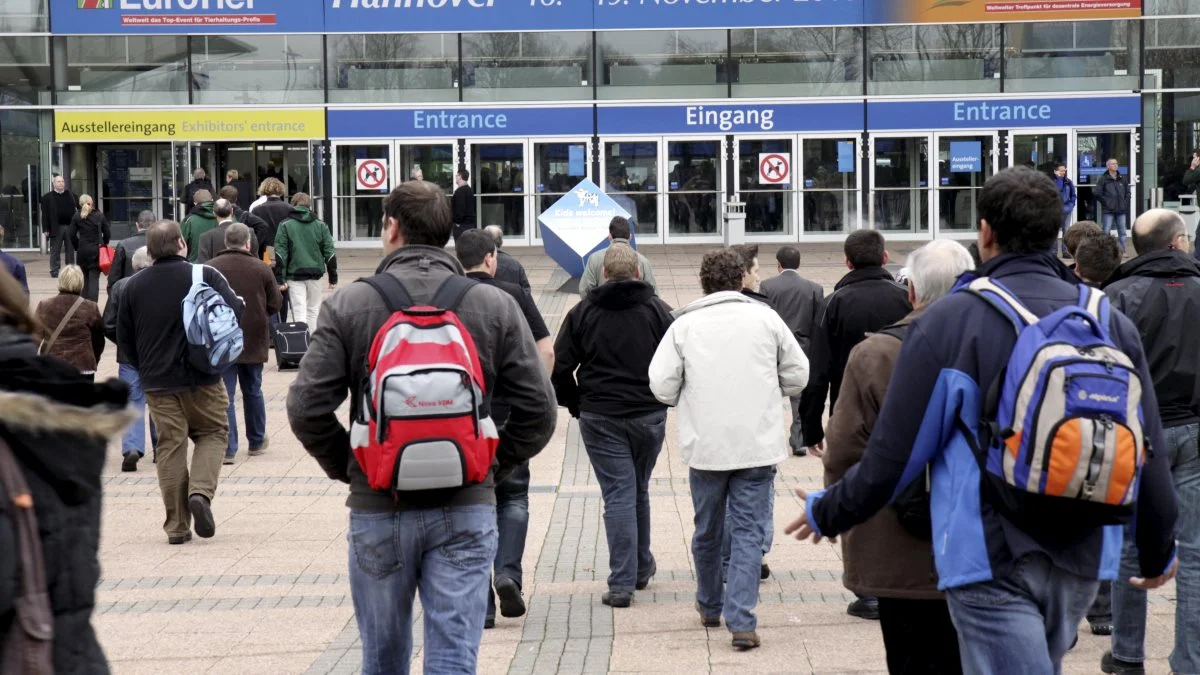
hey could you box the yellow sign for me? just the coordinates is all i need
[55,109,326,142]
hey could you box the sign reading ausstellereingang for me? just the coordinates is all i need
[55,109,326,141]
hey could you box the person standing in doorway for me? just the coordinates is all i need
[69,194,110,303]
[1096,158,1131,252]
[273,192,337,331]
[1054,164,1077,257]
[452,168,477,242]
[40,175,78,278]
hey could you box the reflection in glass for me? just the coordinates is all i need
[606,142,659,236]
[0,0,47,32]
[1144,91,1200,208]
[57,36,187,105]
[473,143,526,238]
[1004,21,1138,92]
[731,28,861,98]
[1010,133,1068,175]
[1076,132,1132,222]
[805,191,858,234]
[937,136,993,231]
[336,145,389,240]
[99,146,158,240]
[0,110,46,248]
[463,32,591,101]
[802,138,858,233]
[0,37,50,105]
[873,137,929,232]
[739,138,793,235]
[192,34,324,105]
[867,24,999,95]
[598,30,727,100]
[328,34,457,104]
[1145,0,1200,14]
[399,144,455,194]
[1146,18,1200,89]
[534,142,588,239]
[668,141,721,235]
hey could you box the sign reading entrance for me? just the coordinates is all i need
[54,109,325,141]
[356,159,388,192]
[538,178,632,279]
[758,153,790,185]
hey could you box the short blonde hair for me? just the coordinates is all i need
[603,243,639,281]
[58,265,84,294]
[258,177,286,198]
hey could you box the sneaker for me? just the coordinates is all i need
[168,532,193,545]
[847,597,880,621]
[121,452,140,472]
[189,494,215,539]
[760,563,770,581]
[494,577,526,618]
[1101,651,1145,675]
[696,603,720,628]
[249,436,269,456]
[731,631,761,650]
[601,591,632,608]
[222,454,235,465]
[636,555,656,591]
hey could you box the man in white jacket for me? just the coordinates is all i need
[649,247,809,652]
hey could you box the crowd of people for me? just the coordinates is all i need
[0,165,1195,675]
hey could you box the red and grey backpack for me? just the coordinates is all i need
[349,273,499,493]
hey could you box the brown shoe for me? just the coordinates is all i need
[731,631,760,650]
[695,602,720,628]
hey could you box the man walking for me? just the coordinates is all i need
[1101,208,1200,675]
[786,167,1178,674]
[451,168,477,242]
[273,192,337,330]
[1096,158,1131,251]
[198,199,258,264]
[578,216,657,297]
[649,248,808,650]
[108,210,155,292]
[182,168,214,216]
[104,245,156,472]
[218,185,269,254]
[209,223,281,465]
[455,228,552,627]
[40,175,77,278]
[180,190,217,262]
[484,225,532,296]
[819,240,974,675]
[760,245,824,456]
[287,181,556,674]
[116,221,244,545]
[554,243,674,609]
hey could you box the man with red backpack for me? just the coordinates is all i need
[287,181,556,674]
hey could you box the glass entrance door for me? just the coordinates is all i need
[397,142,456,195]
[1008,131,1069,175]
[666,139,723,241]
[935,133,996,234]
[334,143,391,241]
[1076,130,1135,224]
[533,140,589,242]
[97,145,164,240]
[471,142,527,239]
[603,139,659,240]
[737,137,794,239]
[802,136,859,237]
[871,135,931,235]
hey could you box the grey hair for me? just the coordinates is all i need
[906,240,975,306]
[484,225,505,248]
[136,210,157,230]
[131,246,152,271]
[225,222,251,250]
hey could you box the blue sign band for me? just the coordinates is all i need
[597,103,863,135]
[868,97,1141,131]
[328,106,593,138]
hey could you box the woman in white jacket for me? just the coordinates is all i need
[648,247,809,652]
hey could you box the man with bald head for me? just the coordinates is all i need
[484,224,532,297]
[1101,208,1200,675]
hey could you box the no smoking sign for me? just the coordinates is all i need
[758,153,790,185]
[356,159,388,191]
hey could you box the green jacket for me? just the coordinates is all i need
[274,206,338,285]
[181,202,218,263]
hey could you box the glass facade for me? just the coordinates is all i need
[57,36,187,106]
[327,34,458,104]
[731,28,862,98]
[463,32,591,102]
[191,35,324,105]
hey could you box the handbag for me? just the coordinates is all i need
[98,246,115,275]
[0,437,55,675]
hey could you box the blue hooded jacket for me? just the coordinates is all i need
[807,252,1178,588]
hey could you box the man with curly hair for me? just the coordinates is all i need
[649,247,809,652]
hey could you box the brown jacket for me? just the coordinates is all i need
[34,293,105,373]
[822,308,941,600]
[207,248,282,364]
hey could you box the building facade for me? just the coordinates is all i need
[1,0,1197,249]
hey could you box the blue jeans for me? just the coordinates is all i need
[1102,212,1128,247]
[221,363,265,457]
[489,461,530,613]
[1060,213,1073,254]
[117,363,156,456]
[1111,422,1200,673]
[946,553,1100,675]
[347,506,498,675]
[721,478,774,576]
[578,410,667,593]
[690,464,776,633]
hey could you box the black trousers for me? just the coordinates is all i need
[49,228,75,275]
[877,597,963,675]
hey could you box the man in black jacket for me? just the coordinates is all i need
[107,209,155,293]
[40,175,77,278]
[452,168,477,242]
[1095,159,1130,252]
[455,228,552,628]
[484,225,532,298]
[552,243,674,608]
[1101,208,1200,675]
[116,220,244,545]
[181,168,214,218]
[219,185,269,254]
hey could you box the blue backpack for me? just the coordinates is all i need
[960,277,1145,528]
[182,264,243,374]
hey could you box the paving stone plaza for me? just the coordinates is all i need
[18,245,1180,674]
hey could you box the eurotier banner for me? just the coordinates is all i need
[51,0,1143,34]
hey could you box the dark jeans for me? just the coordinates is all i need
[81,265,100,303]
[49,228,74,275]
[1087,581,1111,625]
[221,363,266,457]
[578,410,667,593]
[488,461,530,617]
[878,598,962,675]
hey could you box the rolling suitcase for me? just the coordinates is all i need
[274,321,308,370]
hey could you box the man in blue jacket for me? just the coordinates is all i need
[1053,163,1077,257]
[786,166,1178,673]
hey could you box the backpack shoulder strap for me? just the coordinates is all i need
[358,273,415,313]
[1079,284,1111,326]
[191,263,203,286]
[430,275,478,312]
[961,277,1040,333]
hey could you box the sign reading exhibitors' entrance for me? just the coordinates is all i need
[356,159,388,192]
[758,153,790,185]
[538,179,631,279]
[949,142,983,173]
[54,109,325,142]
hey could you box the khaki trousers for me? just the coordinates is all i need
[146,382,229,537]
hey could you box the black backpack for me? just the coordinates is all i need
[877,324,933,541]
